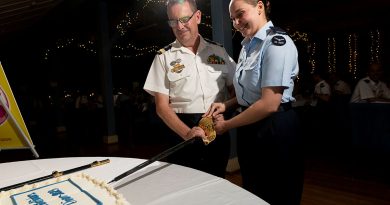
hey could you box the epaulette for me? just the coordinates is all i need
[270,26,287,35]
[364,79,370,83]
[157,44,172,55]
[204,38,223,47]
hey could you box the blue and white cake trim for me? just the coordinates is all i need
[0,173,130,205]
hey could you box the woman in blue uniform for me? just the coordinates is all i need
[204,0,304,204]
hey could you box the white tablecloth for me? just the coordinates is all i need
[0,157,268,205]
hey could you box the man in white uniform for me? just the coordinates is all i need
[143,0,236,177]
[350,63,390,103]
[311,71,331,107]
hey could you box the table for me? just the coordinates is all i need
[349,103,390,151]
[0,157,268,205]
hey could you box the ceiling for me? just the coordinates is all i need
[1,0,390,44]
[0,0,63,38]
[272,0,390,33]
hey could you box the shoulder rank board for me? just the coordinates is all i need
[270,26,287,35]
[157,44,172,55]
[204,38,223,47]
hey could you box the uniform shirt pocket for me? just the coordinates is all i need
[206,65,228,96]
[167,67,191,83]
[167,67,192,99]
[239,58,261,96]
[206,64,227,76]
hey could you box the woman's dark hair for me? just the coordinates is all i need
[244,0,271,20]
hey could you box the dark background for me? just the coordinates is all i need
[0,0,390,142]
[1,0,390,92]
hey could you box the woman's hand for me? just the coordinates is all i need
[203,102,226,118]
[213,114,228,134]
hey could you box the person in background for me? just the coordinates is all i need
[204,0,303,204]
[308,70,333,151]
[143,0,236,178]
[310,70,331,107]
[350,62,390,103]
[329,71,351,104]
[328,72,352,140]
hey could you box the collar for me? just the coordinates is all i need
[241,21,274,46]
[170,35,208,54]
[366,76,381,85]
[316,80,326,87]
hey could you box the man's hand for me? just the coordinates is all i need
[185,127,206,141]
[203,102,226,118]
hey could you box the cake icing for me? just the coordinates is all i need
[0,173,130,205]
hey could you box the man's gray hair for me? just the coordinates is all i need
[166,0,198,12]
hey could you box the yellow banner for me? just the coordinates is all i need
[0,63,33,149]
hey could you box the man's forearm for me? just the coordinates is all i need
[156,106,191,140]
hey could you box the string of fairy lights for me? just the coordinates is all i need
[290,30,317,81]
[290,31,317,73]
[327,36,336,73]
[369,29,382,65]
[200,14,212,28]
[43,38,97,60]
[113,43,159,58]
[308,42,317,73]
[116,12,140,37]
[42,1,384,80]
[43,1,215,60]
[347,33,359,80]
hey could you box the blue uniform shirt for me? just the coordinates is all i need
[233,21,299,106]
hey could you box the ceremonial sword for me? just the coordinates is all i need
[109,137,198,184]
[0,159,110,192]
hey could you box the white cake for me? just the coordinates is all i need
[0,173,130,205]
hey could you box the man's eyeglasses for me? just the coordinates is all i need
[167,11,197,27]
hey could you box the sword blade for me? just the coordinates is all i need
[109,137,197,184]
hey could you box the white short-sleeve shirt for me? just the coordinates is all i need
[334,80,351,95]
[143,35,236,113]
[314,80,331,96]
[350,76,390,103]
[311,80,331,106]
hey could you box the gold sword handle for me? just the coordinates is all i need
[91,159,110,167]
[52,171,63,178]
